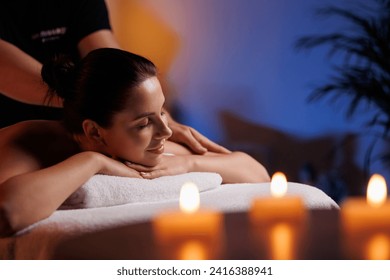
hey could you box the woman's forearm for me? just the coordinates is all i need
[191,151,270,184]
[0,151,103,234]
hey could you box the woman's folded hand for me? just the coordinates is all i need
[126,154,192,179]
[95,152,143,179]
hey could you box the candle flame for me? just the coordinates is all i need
[271,172,288,198]
[367,174,387,208]
[180,182,200,213]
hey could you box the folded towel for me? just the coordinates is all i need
[60,172,222,209]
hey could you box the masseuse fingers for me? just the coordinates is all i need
[191,128,231,154]
[169,123,207,154]
[180,128,207,154]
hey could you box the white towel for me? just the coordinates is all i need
[0,181,339,259]
[60,172,222,209]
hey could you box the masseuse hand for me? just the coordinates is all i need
[164,109,230,155]
[126,154,190,179]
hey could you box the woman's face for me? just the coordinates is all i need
[99,76,172,167]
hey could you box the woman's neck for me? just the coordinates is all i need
[72,133,108,155]
[72,134,94,152]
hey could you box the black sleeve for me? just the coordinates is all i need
[71,0,112,44]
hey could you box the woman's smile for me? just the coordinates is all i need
[147,140,166,154]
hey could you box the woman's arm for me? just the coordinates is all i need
[0,151,140,236]
[131,151,270,184]
[77,29,120,58]
[191,151,270,183]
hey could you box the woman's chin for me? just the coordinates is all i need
[147,156,162,167]
[140,154,162,168]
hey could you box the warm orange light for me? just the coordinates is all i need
[270,222,294,260]
[366,233,390,260]
[178,240,207,260]
[271,172,288,198]
[180,182,200,214]
[367,174,387,208]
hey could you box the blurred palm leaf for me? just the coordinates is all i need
[295,0,390,134]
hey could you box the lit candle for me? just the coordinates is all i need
[249,172,306,222]
[341,174,390,230]
[249,172,306,259]
[153,182,223,259]
[341,173,390,259]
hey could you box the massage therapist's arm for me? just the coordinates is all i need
[0,39,52,105]
[0,151,140,236]
[0,30,120,107]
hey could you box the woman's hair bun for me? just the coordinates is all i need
[41,54,77,100]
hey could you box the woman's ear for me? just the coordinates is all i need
[82,119,106,145]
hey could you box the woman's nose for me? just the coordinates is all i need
[155,118,172,139]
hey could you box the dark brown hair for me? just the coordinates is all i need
[41,48,157,133]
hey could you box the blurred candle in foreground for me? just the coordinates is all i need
[341,174,390,230]
[178,240,207,260]
[249,172,306,259]
[366,233,390,260]
[341,174,390,259]
[249,172,306,221]
[152,182,223,259]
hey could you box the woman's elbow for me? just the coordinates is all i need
[234,151,270,183]
[0,193,40,237]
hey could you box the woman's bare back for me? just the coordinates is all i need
[0,120,79,184]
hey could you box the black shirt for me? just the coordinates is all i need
[0,0,111,127]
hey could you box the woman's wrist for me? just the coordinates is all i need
[77,151,108,175]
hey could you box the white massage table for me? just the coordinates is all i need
[0,173,338,259]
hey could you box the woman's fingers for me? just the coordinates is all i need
[140,170,166,179]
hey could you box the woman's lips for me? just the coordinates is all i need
[147,144,164,154]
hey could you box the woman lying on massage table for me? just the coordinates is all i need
[0,48,270,236]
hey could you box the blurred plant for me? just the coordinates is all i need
[295,0,390,171]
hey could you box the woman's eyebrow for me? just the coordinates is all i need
[132,100,165,121]
[133,112,155,121]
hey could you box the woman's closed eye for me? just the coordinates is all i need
[136,111,166,130]
[137,118,152,129]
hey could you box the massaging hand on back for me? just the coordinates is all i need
[164,110,230,155]
[0,33,226,155]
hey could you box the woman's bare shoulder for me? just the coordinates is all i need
[0,120,64,137]
[0,120,68,148]
[164,140,193,155]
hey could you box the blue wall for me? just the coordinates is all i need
[121,0,389,200]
